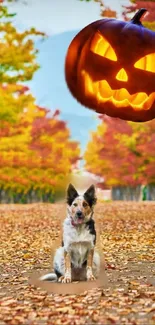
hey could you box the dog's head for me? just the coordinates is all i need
[66,183,97,225]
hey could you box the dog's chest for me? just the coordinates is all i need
[63,220,95,267]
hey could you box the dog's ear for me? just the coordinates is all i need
[67,183,79,206]
[84,184,97,207]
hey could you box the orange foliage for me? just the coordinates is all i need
[0,3,81,203]
[84,116,155,187]
[0,106,80,202]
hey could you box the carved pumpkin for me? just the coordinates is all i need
[65,9,155,122]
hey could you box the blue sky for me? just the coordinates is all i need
[8,0,129,35]
[7,0,130,155]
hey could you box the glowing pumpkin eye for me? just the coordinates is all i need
[90,31,117,62]
[134,53,155,73]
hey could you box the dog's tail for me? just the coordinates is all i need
[39,273,57,282]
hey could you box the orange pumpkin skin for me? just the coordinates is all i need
[65,9,155,122]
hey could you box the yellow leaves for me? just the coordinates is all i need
[84,122,109,179]
[0,134,30,151]
[84,116,155,186]
[23,253,31,259]
[97,122,107,137]
[0,2,80,201]
[0,84,35,123]
[107,178,119,186]
[56,307,75,314]
[129,280,140,286]
[0,102,80,199]
[0,18,44,83]
[115,133,137,151]
[0,5,45,124]
[143,21,155,32]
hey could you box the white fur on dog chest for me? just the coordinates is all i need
[63,218,95,267]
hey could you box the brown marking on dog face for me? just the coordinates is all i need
[70,196,92,220]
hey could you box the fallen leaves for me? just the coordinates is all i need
[1,299,17,306]
[0,202,155,324]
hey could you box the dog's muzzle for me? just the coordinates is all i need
[76,210,83,218]
[75,210,85,223]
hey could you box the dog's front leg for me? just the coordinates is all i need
[86,249,96,281]
[58,250,71,283]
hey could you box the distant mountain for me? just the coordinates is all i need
[28,30,100,152]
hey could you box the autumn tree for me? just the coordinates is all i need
[84,116,155,201]
[0,4,45,123]
[79,0,117,18]
[122,0,155,31]
[0,106,80,203]
[135,119,155,199]
[0,2,81,203]
[81,0,155,30]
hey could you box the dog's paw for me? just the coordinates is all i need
[87,274,96,281]
[86,267,96,281]
[58,275,71,283]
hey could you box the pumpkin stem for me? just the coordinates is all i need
[130,8,147,25]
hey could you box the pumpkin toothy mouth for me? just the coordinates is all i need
[82,71,155,111]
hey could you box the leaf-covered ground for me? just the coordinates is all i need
[0,202,155,325]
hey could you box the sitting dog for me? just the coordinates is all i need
[40,183,100,283]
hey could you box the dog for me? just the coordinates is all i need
[40,183,100,283]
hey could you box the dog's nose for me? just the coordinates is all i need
[76,211,83,218]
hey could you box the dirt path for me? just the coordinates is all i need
[0,202,154,324]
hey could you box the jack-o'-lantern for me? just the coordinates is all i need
[65,9,155,122]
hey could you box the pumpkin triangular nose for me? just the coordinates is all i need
[116,68,128,82]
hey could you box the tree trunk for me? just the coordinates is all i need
[112,187,123,200]
[0,187,55,204]
[112,185,142,201]
[0,189,10,203]
[129,185,141,201]
[147,184,155,201]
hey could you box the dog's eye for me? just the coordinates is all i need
[83,202,88,208]
[73,203,78,207]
